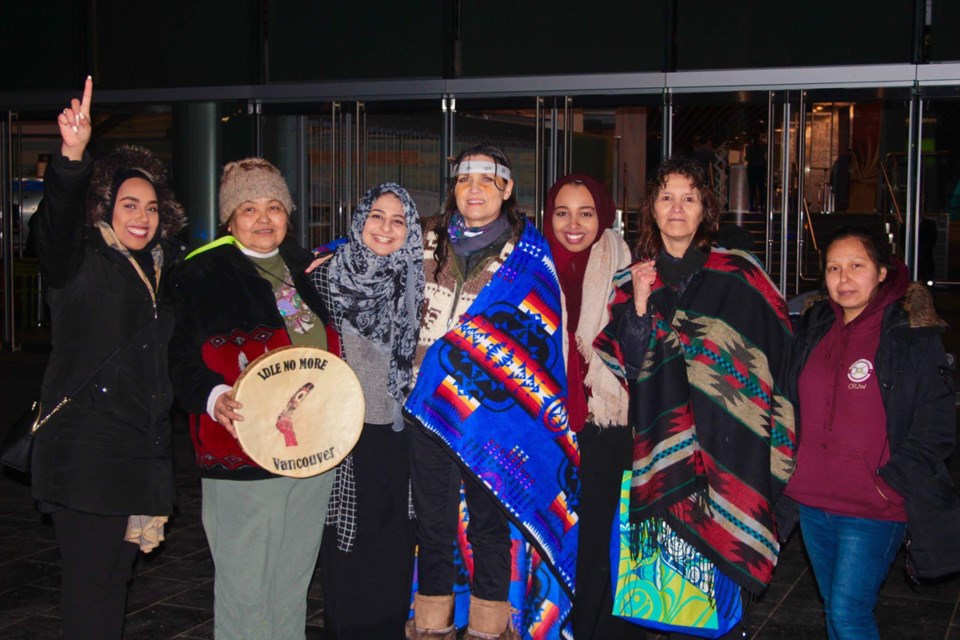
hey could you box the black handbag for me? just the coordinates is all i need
[0,397,69,473]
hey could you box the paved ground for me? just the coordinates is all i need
[1,347,959,639]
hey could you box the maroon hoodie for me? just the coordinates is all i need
[785,263,910,521]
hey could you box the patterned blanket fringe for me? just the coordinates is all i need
[690,489,714,523]
[626,512,733,610]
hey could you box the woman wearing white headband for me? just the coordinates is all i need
[404,145,578,639]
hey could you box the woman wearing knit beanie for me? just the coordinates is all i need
[29,77,186,640]
[169,158,337,639]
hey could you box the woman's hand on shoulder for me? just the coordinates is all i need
[304,253,333,274]
[213,388,244,439]
[630,260,657,316]
[58,76,93,162]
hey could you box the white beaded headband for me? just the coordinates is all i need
[453,159,512,181]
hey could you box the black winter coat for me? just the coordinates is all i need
[789,285,960,579]
[29,154,183,516]
[167,237,334,479]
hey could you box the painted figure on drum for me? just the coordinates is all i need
[169,158,337,640]
[403,145,578,640]
[275,381,314,446]
[308,182,425,639]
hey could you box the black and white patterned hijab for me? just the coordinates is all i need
[325,183,425,402]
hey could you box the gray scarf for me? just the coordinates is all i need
[322,183,424,405]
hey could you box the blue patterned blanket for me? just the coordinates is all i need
[405,222,579,639]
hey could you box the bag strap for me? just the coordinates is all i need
[34,323,153,434]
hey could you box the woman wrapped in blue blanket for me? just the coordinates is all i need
[404,145,579,640]
[594,157,796,639]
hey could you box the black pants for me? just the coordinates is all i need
[571,424,648,640]
[409,421,511,601]
[321,423,417,640]
[51,508,139,640]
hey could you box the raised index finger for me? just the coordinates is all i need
[79,75,93,116]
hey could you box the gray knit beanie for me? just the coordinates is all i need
[219,157,295,224]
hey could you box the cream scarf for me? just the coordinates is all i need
[563,228,632,427]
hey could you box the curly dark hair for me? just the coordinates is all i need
[634,157,720,261]
[85,145,186,238]
[431,144,525,279]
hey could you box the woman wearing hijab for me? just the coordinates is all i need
[544,174,644,639]
[30,77,186,640]
[311,183,424,639]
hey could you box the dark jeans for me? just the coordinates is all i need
[409,421,511,601]
[51,508,139,640]
[798,504,906,640]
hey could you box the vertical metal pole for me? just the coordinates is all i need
[905,90,923,278]
[344,110,353,224]
[360,102,367,195]
[441,96,451,209]
[613,135,623,234]
[563,96,573,175]
[14,116,23,257]
[549,103,559,190]
[534,97,544,229]
[2,114,14,349]
[175,102,219,249]
[779,98,792,294]
[765,91,776,271]
[252,100,263,156]
[661,90,673,159]
[330,102,340,238]
[438,95,457,211]
[293,115,309,248]
[355,102,364,203]
[794,91,807,297]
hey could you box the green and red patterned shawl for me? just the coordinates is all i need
[594,248,796,595]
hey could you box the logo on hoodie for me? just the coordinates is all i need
[847,358,874,386]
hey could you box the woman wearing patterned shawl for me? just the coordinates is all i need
[310,183,424,639]
[543,174,643,640]
[404,145,578,640]
[594,157,796,638]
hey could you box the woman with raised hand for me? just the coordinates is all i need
[594,157,796,638]
[543,174,644,640]
[784,226,958,640]
[30,76,186,640]
[404,145,578,640]
[168,158,336,639]
[311,183,424,639]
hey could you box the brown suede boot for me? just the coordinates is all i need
[404,593,456,640]
[463,595,520,640]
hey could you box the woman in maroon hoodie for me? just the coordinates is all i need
[785,226,958,640]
